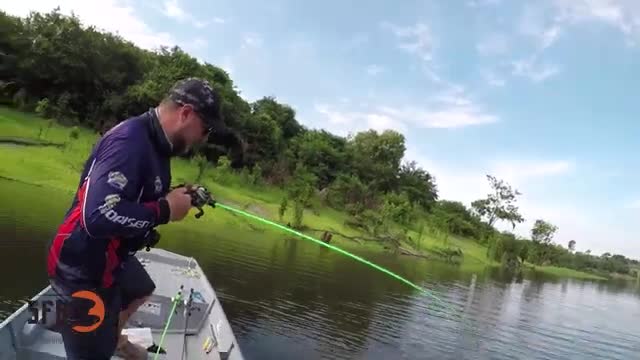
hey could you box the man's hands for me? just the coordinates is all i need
[165,186,193,221]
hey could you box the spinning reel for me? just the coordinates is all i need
[140,183,216,252]
[172,183,217,219]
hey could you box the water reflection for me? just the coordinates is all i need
[2,178,640,359]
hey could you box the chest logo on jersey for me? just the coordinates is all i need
[154,176,162,194]
[107,171,128,190]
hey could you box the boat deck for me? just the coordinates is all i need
[0,248,243,360]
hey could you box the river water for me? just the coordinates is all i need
[1,178,639,359]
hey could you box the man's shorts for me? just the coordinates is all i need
[50,255,156,359]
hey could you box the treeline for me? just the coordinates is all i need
[1,9,637,276]
[0,9,437,235]
[460,176,638,277]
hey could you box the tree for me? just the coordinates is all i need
[432,200,482,239]
[518,241,530,263]
[380,192,413,227]
[347,129,406,193]
[528,219,559,266]
[287,163,318,229]
[531,219,558,245]
[471,175,524,229]
[568,240,576,252]
[288,129,348,189]
[397,160,438,211]
[251,96,302,140]
[241,112,282,166]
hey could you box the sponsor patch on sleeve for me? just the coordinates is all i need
[154,176,162,194]
[107,171,128,190]
[99,194,121,214]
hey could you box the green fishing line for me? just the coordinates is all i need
[154,289,182,360]
[215,202,462,319]
[154,201,471,355]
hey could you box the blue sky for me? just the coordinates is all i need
[6,0,640,258]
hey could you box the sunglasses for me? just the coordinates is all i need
[202,124,214,136]
[180,103,214,136]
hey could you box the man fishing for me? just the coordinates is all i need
[46,78,229,359]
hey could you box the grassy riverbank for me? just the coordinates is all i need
[524,264,608,281]
[0,106,607,281]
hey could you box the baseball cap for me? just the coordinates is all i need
[167,77,227,134]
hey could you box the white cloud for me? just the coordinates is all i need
[160,0,222,29]
[382,22,434,62]
[625,199,640,209]
[366,64,384,76]
[314,86,497,136]
[241,33,263,49]
[314,104,408,135]
[476,33,509,56]
[540,25,562,49]
[552,0,632,32]
[488,158,573,184]
[381,105,498,129]
[404,147,583,244]
[162,0,188,21]
[3,0,175,50]
[506,0,640,87]
[194,17,227,28]
[404,148,573,203]
[512,56,560,83]
[482,69,507,87]
[467,0,502,7]
[519,0,640,50]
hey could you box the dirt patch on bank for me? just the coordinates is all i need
[0,175,44,187]
[245,204,270,218]
[0,137,63,148]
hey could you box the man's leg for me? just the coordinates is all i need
[51,279,121,359]
[116,255,156,353]
[117,294,150,346]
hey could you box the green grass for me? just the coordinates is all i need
[0,106,389,256]
[0,106,619,281]
[525,264,608,281]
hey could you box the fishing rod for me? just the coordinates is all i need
[161,183,463,320]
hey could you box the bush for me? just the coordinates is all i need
[292,200,304,229]
[251,163,263,186]
[212,155,233,184]
[35,98,53,118]
[69,126,79,140]
[381,192,413,226]
[278,197,288,222]
[191,153,208,182]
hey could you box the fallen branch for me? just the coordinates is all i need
[305,227,405,246]
[398,246,436,260]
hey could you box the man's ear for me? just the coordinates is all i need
[177,106,188,125]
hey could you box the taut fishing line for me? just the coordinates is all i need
[152,185,479,356]
[177,184,472,325]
